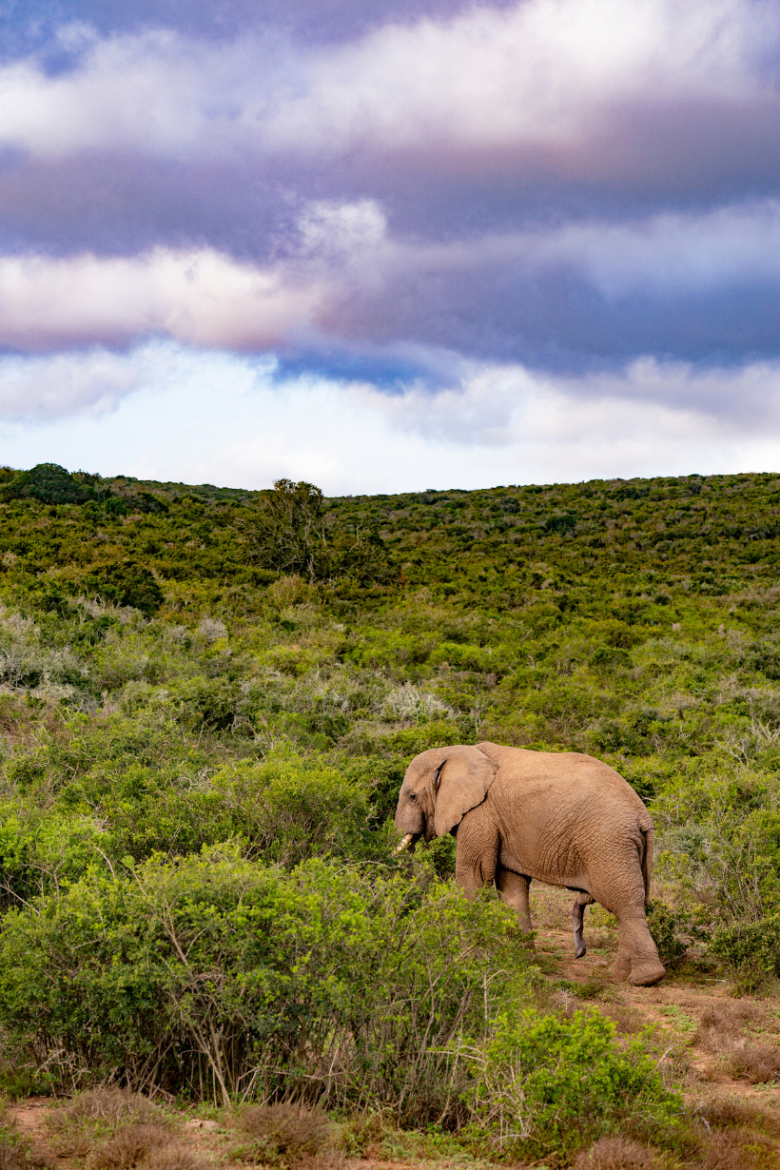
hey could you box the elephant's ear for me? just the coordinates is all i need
[433,746,498,836]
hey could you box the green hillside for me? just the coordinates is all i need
[1,462,780,1163]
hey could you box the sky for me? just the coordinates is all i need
[2,0,780,493]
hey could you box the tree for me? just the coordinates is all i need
[249,479,392,585]
[0,463,97,505]
[252,480,327,580]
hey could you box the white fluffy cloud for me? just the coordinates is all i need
[262,0,773,153]
[0,247,325,350]
[2,342,780,493]
[0,0,773,161]
[0,348,142,421]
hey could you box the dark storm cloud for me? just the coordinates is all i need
[0,155,285,258]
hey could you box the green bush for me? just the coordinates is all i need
[208,758,383,865]
[80,561,164,617]
[709,916,780,980]
[460,1010,682,1161]
[0,848,531,1116]
[645,902,689,968]
[0,463,96,506]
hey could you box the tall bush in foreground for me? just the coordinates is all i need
[0,848,683,1158]
[0,848,526,1115]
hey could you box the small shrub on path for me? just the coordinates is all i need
[573,1136,662,1170]
[459,1009,681,1162]
[90,1125,170,1170]
[233,1103,330,1166]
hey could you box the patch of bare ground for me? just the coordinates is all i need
[5,1099,57,1165]
[529,881,780,1164]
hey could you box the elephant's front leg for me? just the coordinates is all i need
[454,807,499,897]
[572,892,595,959]
[496,866,533,941]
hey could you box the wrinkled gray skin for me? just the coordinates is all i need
[394,741,664,987]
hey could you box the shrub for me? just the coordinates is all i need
[91,1126,170,1170]
[709,915,780,977]
[0,464,96,506]
[693,1003,766,1054]
[50,1088,165,1130]
[645,902,689,968]
[724,1042,780,1084]
[250,480,327,580]
[234,1103,330,1165]
[208,759,380,866]
[695,1094,780,1137]
[696,1128,778,1170]
[0,849,532,1117]
[80,562,164,617]
[45,1091,170,1162]
[459,1010,682,1162]
[139,1149,204,1170]
[0,1141,53,1170]
[572,1136,662,1170]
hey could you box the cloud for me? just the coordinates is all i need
[0,0,499,62]
[361,355,780,448]
[0,348,143,421]
[298,199,387,257]
[306,198,780,369]
[0,1,773,162]
[0,247,325,350]
[260,0,776,155]
[5,197,780,370]
[0,0,780,461]
[2,343,780,494]
[0,31,264,161]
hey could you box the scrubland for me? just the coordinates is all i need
[1,463,780,1167]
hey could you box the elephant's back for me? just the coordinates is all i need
[476,741,651,890]
[475,740,648,816]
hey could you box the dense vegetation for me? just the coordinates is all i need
[2,461,780,1162]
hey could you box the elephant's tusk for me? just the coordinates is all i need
[392,833,414,855]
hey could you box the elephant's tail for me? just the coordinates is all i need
[639,816,654,907]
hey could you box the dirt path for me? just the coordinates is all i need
[9,1101,55,1143]
[531,882,780,1111]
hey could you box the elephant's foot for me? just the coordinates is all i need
[609,953,632,981]
[628,958,666,987]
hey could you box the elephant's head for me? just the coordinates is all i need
[393,745,498,851]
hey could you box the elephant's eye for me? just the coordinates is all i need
[409,792,417,801]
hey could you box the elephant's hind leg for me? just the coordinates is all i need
[612,912,665,986]
[572,892,595,958]
[496,867,534,943]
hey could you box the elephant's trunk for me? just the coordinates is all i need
[392,832,414,855]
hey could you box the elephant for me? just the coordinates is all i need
[393,741,665,987]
